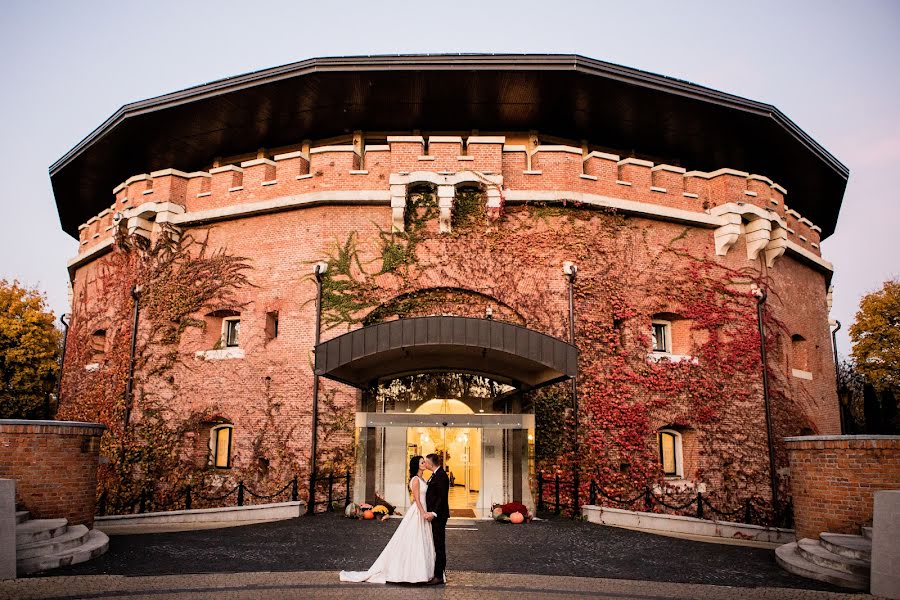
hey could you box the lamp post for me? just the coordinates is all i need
[54,313,70,416]
[752,285,779,521]
[124,285,142,428]
[831,320,843,433]
[563,261,579,511]
[307,262,328,516]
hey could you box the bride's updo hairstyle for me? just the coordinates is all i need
[409,455,424,480]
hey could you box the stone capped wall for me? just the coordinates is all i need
[0,420,105,528]
[785,435,900,540]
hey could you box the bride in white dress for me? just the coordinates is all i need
[339,455,436,584]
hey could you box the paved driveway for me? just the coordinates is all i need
[42,514,843,593]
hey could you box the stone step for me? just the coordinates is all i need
[776,542,869,591]
[820,532,872,561]
[797,538,870,577]
[15,511,29,525]
[861,526,872,540]
[15,518,68,546]
[17,530,109,576]
[16,524,91,560]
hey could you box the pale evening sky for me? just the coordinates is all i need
[0,0,897,358]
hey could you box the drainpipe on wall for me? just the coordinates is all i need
[124,285,141,428]
[308,262,327,516]
[752,286,779,522]
[564,261,579,511]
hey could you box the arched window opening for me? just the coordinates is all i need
[209,423,234,469]
[90,329,107,362]
[791,334,812,379]
[658,429,682,477]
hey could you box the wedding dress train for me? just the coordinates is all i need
[339,476,435,584]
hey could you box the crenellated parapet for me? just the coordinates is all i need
[73,134,828,272]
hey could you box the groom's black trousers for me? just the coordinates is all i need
[432,516,447,580]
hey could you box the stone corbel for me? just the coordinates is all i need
[390,183,406,232]
[765,225,787,267]
[486,187,503,221]
[125,201,185,241]
[713,212,742,256]
[744,217,772,261]
[437,185,454,233]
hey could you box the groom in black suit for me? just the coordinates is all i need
[424,453,449,585]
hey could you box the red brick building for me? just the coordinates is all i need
[51,55,847,518]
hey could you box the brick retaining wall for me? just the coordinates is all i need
[0,420,106,528]
[785,435,900,540]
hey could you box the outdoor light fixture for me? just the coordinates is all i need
[752,283,779,520]
[485,306,493,319]
[562,261,577,277]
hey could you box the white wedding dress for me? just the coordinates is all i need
[339,476,435,584]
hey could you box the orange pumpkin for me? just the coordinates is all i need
[363,509,375,520]
[509,511,525,524]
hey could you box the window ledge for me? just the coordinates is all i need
[196,348,245,360]
[791,368,813,380]
[654,480,706,493]
[84,363,100,372]
[647,352,697,364]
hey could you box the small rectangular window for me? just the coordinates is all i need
[212,426,233,468]
[265,311,279,340]
[652,322,669,353]
[659,431,678,476]
[223,318,240,347]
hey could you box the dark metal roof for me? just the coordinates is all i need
[50,54,848,238]
[314,316,577,390]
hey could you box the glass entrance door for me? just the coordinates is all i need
[406,425,481,511]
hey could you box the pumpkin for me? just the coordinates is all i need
[363,509,375,520]
[509,511,525,524]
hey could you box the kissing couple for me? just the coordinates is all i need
[339,453,450,585]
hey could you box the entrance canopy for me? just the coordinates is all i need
[314,316,577,390]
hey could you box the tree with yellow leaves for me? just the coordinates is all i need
[0,279,61,418]
[850,278,900,392]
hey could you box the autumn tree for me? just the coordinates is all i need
[0,280,62,418]
[850,278,900,391]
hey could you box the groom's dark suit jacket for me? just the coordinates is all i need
[426,467,450,520]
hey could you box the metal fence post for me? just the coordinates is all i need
[696,492,703,520]
[139,490,146,514]
[237,481,245,507]
[573,469,580,518]
[344,471,351,507]
[185,486,192,511]
[537,472,544,513]
[644,488,652,512]
[589,480,596,506]
[744,499,752,524]
[291,476,299,502]
[98,491,107,517]
[327,473,334,511]
[554,474,561,515]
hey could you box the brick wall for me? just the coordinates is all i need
[0,420,105,528]
[785,435,900,540]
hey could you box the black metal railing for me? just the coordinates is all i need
[536,470,792,528]
[98,471,351,517]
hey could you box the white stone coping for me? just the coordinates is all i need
[94,501,305,527]
[650,186,667,193]
[195,348,245,360]
[743,190,758,197]
[209,165,243,175]
[187,171,212,179]
[502,145,527,152]
[364,145,389,152]
[386,135,424,143]
[748,173,774,186]
[784,434,900,442]
[67,237,115,275]
[457,155,475,161]
[618,157,653,168]
[581,505,795,546]
[150,168,192,179]
[173,190,391,226]
[125,173,150,186]
[772,182,787,194]
[785,208,801,219]
[417,155,436,161]
[615,180,632,186]
[585,150,620,161]
[309,145,354,154]
[784,240,832,272]
[428,136,463,143]
[791,368,813,380]
[651,164,686,174]
[466,136,505,144]
[240,158,276,168]
[580,174,598,181]
[504,190,721,227]
[273,150,308,161]
[523,170,543,175]
[142,189,154,195]
[348,170,369,175]
[682,192,699,199]
[534,145,582,155]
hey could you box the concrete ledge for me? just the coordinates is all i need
[581,505,794,545]
[95,501,306,528]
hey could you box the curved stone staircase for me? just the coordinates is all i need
[776,527,872,591]
[15,510,108,575]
